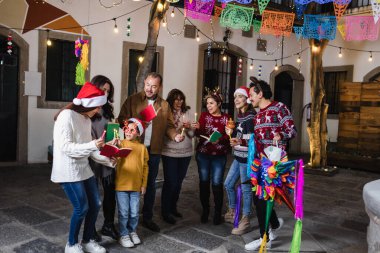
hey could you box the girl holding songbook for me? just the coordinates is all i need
[114,118,149,248]
[191,88,231,225]
[161,89,194,225]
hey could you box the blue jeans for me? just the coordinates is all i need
[161,156,191,216]
[142,151,161,221]
[224,159,253,216]
[61,176,101,245]
[116,191,140,236]
[196,153,226,185]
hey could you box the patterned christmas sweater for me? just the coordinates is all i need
[195,112,231,156]
[254,101,297,155]
[232,109,256,163]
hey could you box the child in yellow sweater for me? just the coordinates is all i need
[115,118,148,248]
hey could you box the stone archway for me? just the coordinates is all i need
[0,27,29,165]
[196,43,248,117]
[270,64,305,154]
[363,66,380,82]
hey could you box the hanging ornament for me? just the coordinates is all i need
[294,26,304,40]
[345,15,380,41]
[207,41,212,57]
[253,20,262,33]
[220,4,254,31]
[214,6,223,17]
[337,23,346,40]
[260,10,295,37]
[74,39,89,85]
[302,15,337,40]
[333,2,349,21]
[295,3,307,20]
[258,0,270,14]
[237,57,243,76]
[258,65,262,79]
[7,32,13,55]
[371,0,380,24]
[126,17,131,36]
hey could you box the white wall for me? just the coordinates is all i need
[4,0,380,162]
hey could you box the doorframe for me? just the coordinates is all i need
[196,43,247,116]
[0,27,29,165]
[270,64,304,154]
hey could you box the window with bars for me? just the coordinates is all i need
[45,38,80,102]
[324,71,348,115]
[203,49,237,117]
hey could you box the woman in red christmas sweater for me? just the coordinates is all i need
[245,78,297,251]
[191,90,231,225]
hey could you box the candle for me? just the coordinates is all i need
[181,127,185,136]
[194,112,198,122]
[101,130,106,140]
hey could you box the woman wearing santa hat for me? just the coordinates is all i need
[224,86,256,235]
[51,82,115,253]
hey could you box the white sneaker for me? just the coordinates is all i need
[244,237,272,251]
[119,235,134,248]
[65,243,84,253]
[130,232,141,245]
[269,217,284,241]
[82,240,106,253]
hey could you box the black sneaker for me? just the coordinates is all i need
[171,210,183,218]
[100,224,119,240]
[162,214,176,224]
[142,220,160,232]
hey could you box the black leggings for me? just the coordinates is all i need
[253,196,280,239]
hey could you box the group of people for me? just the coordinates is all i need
[51,72,296,253]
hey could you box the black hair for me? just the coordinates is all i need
[249,79,273,99]
[54,103,98,121]
[166,89,190,113]
[90,75,114,120]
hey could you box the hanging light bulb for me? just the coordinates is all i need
[162,17,167,27]
[297,54,301,63]
[223,55,227,61]
[171,7,175,18]
[338,47,342,58]
[138,56,144,63]
[312,45,319,53]
[46,30,52,46]
[196,30,200,42]
[113,18,119,34]
[250,60,254,70]
[368,51,373,62]
[274,60,279,71]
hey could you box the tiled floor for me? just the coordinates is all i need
[0,157,378,253]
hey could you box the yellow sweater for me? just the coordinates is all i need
[115,139,149,192]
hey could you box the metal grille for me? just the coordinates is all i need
[202,49,237,117]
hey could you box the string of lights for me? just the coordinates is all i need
[1,2,379,66]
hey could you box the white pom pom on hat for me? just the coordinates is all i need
[234,86,251,104]
[72,82,107,108]
[128,118,145,136]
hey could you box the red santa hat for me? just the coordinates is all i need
[128,118,145,136]
[73,82,107,108]
[234,86,251,103]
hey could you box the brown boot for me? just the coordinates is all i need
[224,208,235,224]
[231,215,251,235]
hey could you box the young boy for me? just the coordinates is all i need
[115,118,149,248]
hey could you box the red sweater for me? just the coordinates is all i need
[254,101,297,155]
[195,112,231,156]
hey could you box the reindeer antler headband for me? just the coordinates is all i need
[204,86,223,103]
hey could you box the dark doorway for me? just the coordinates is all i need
[274,72,294,152]
[203,49,237,117]
[274,72,293,111]
[0,35,19,161]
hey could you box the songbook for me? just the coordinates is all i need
[105,123,120,142]
[100,144,132,158]
[140,104,161,122]
[200,131,222,143]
